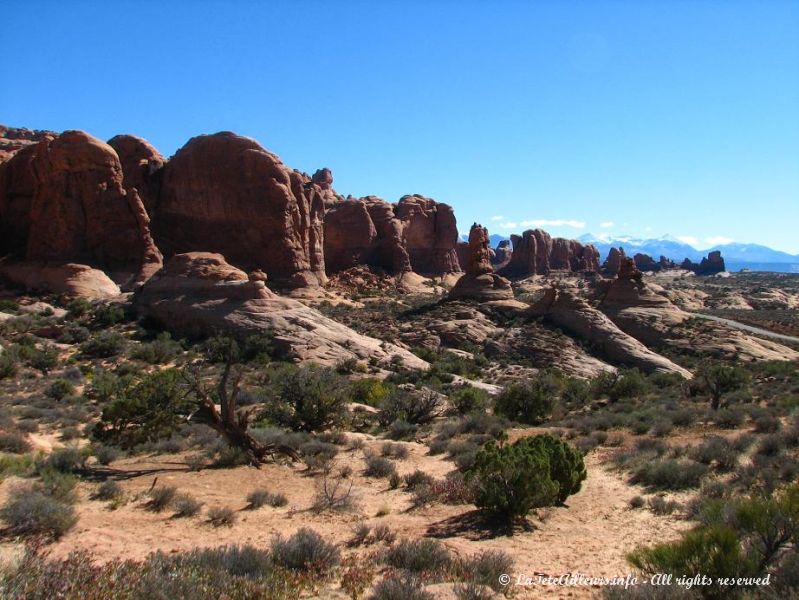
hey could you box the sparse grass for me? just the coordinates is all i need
[383,538,451,579]
[92,480,123,501]
[364,455,397,478]
[270,527,340,574]
[146,485,177,512]
[0,485,77,538]
[172,493,203,517]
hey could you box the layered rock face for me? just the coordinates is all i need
[107,134,165,214]
[156,132,326,288]
[492,239,513,270]
[323,195,458,277]
[394,195,460,275]
[531,286,692,377]
[448,224,513,301]
[135,252,428,369]
[499,229,600,277]
[0,130,161,287]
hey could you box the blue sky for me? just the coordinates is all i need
[2,1,798,253]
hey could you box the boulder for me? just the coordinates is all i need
[448,224,513,301]
[107,134,165,214]
[135,252,428,369]
[0,262,121,299]
[156,132,326,288]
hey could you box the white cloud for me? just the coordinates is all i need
[497,221,518,229]
[704,236,734,246]
[489,215,504,222]
[599,221,615,229]
[645,226,653,232]
[676,235,699,247]
[518,219,586,229]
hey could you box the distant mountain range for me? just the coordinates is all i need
[465,233,799,273]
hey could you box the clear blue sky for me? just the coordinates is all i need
[2,1,798,253]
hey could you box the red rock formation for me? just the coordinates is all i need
[0,125,53,163]
[107,134,165,214]
[492,239,513,270]
[323,195,458,277]
[0,131,161,286]
[156,132,326,288]
[633,253,658,272]
[0,142,40,257]
[499,229,599,277]
[697,250,725,275]
[603,247,626,276]
[448,224,513,301]
[395,195,460,275]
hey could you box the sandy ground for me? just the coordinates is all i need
[0,430,692,599]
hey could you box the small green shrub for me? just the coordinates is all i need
[81,331,126,358]
[494,381,554,424]
[0,432,31,454]
[449,387,489,415]
[92,480,123,501]
[173,493,203,517]
[146,485,177,512]
[466,434,586,520]
[365,455,397,478]
[207,505,237,527]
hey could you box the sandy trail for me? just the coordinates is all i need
[0,438,691,599]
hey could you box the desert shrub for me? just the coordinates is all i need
[270,527,340,574]
[466,434,585,520]
[173,493,203,517]
[130,332,182,364]
[387,419,418,441]
[753,414,781,433]
[35,469,78,504]
[92,304,126,327]
[647,495,680,515]
[696,362,751,410]
[81,331,126,358]
[378,389,443,426]
[93,369,190,448]
[561,377,591,407]
[207,505,237,527]
[629,495,645,509]
[0,352,18,379]
[631,458,708,491]
[43,446,85,473]
[372,524,396,544]
[608,370,651,401]
[381,442,410,459]
[449,387,489,415]
[27,345,59,373]
[46,379,75,401]
[713,407,746,429]
[264,364,349,432]
[146,485,177,512]
[649,419,673,437]
[349,378,391,407]
[89,369,122,402]
[756,433,785,457]
[247,489,270,509]
[404,469,435,491]
[453,582,495,600]
[493,381,554,424]
[241,333,274,362]
[0,485,76,538]
[364,455,397,478]
[458,549,514,592]
[368,573,433,600]
[383,538,451,579]
[312,475,355,513]
[0,432,31,454]
[690,436,738,472]
[92,444,121,466]
[300,440,339,468]
[66,297,91,318]
[92,480,123,501]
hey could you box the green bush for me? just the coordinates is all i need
[466,434,586,520]
[0,432,31,454]
[46,379,75,401]
[264,364,348,432]
[350,378,391,407]
[92,304,126,327]
[130,332,182,364]
[696,362,751,410]
[0,352,19,379]
[81,331,126,358]
[493,381,554,424]
[449,387,489,415]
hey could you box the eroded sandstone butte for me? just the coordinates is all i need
[155,132,327,288]
[107,134,166,214]
[323,194,459,277]
[0,130,161,288]
[500,228,600,278]
[449,223,513,301]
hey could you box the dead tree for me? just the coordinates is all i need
[186,355,299,467]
